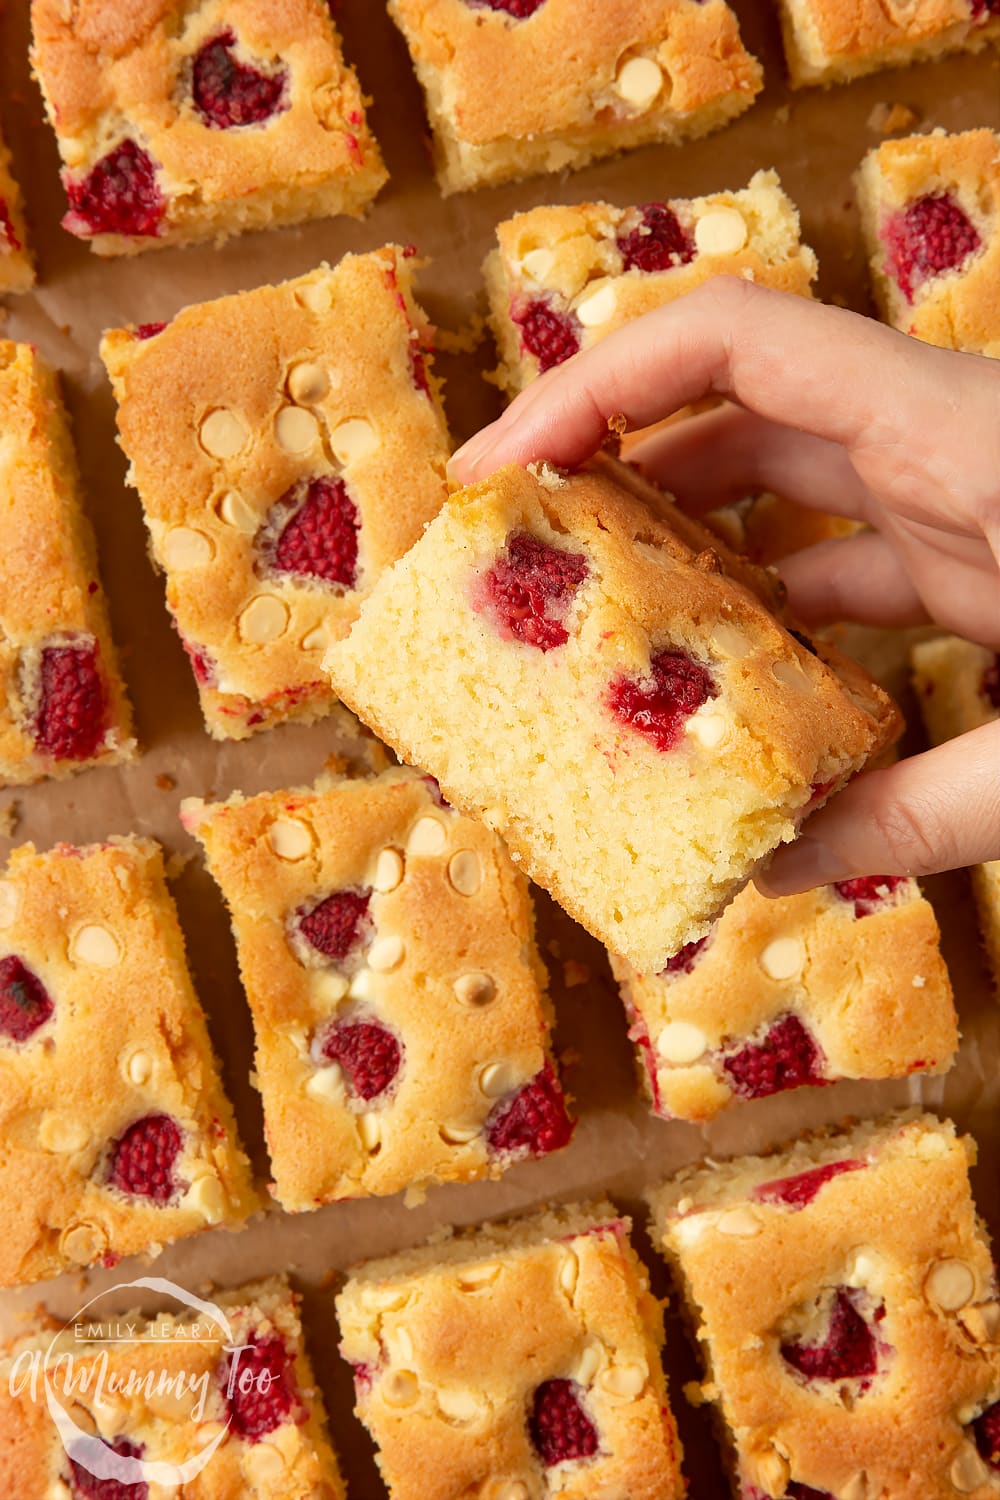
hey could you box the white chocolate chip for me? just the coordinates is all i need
[70,924,121,968]
[846,1249,880,1287]
[287,362,330,405]
[958,1301,1000,1344]
[574,1343,601,1386]
[66,1404,97,1437]
[187,1173,226,1223]
[925,1259,976,1311]
[301,625,328,652]
[382,1369,418,1407]
[122,1048,153,1086]
[373,848,404,893]
[161,526,213,571]
[0,882,18,929]
[60,1221,107,1265]
[363,1285,411,1312]
[716,1207,762,1238]
[559,1250,579,1297]
[330,417,377,466]
[387,1327,415,1365]
[407,816,447,856]
[686,712,728,748]
[599,1362,647,1399]
[296,280,332,314]
[199,408,249,459]
[576,282,617,327]
[359,1112,381,1151]
[349,967,374,1001]
[448,850,482,896]
[437,1387,488,1423]
[457,1262,500,1290]
[238,594,289,644]
[710,622,751,658]
[747,1449,791,1497]
[759,936,805,980]
[39,1113,89,1154]
[494,1485,529,1500]
[772,658,810,690]
[311,970,349,1004]
[951,1446,990,1492]
[306,1064,345,1102]
[656,1021,708,1065]
[369,935,404,972]
[268,817,313,861]
[694,207,749,256]
[615,55,664,109]
[840,1474,868,1500]
[440,1122,480,1144]
[521,248,555,281]
[216,490,258,532]
[242,1443,286,1482]
[275,406,320,454]
[479,1062,519,1098]
[454,972,495,1006]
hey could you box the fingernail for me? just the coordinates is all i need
[754,835,852,898]
[449,425,501,478]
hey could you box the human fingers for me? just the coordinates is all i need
[777,532,930,628]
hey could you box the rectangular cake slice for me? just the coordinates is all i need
[337,1201,685,1500]
[778,0,1000,86]
[183,767,572,1210]
[0,127,33,293]
[101,250,449,741]
[389,0,762,195]
[912,635,1000,992]
[324,456,899,973]
[0,342,134,787]
[0,1276,345,1497]
[648,1114,1000,1499]
[30,0,386,255]
[613,875,957,1121]
[857,128,1000,358]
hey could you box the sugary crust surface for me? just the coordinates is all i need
[325,455,899,971]
[185,767,565,1210]
[0,342,135,786]
[337,1202,685,1500]
[649,1114,1000,1500]
[0,1276,345,1498]
[0,130,34,293]
[857,128,1000,357]
[30,0,386,254]
[778,0,1000,85]
[0,836,257,1288]
[389,0,762,192]
[613,877,957,1122]
[487,171,817,394]
[102,250,449,741]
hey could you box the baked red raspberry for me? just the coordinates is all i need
[134,322,166,340]
[512,299,580,372]
[982,656,1000,711]
[410,344,431,395]
[529,1378,598,1465]
[191,30,289,129]
[659,931,712,977]
[724,1014,827,1100]
[34,641,108,761]
[107,1114,182,1202]
[608,650,716,752]
[617,204,694,273]
[298,889,371,962]
[0,198,21,252]
[780,1287,880,1384]
[486,1062,573,1158]
[478,531,588,651]
[179,633,216,687]
[223,1332,299,1440]
[68,1436,147,1500]
[787,1487,836,1500]
[268,477,360,590]
[753,1159,865,1210]
[320,1019,402,1100]
[468,0,547,15]
[64,140,165,239]
[834,876,906,917]
[0,956,54,1043]
[884,193,982,302]
[973,1400,1000,1468]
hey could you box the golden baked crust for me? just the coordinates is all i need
[390,0,762,193]
[778,0,1000,85]
[0,836,257,1288]
[325,454,900,972]
[101,251,450,741]
[702,490,857,566]
[30,0,386,254]
[649,1114,1000,1499]
[857,128,1000,357]
[184,766,569,1211]
[486,171,817,395]
[337,1201,685,1500]
[0,129,33,293]
[0,1276,345,1497]
[613,877,957,1122]
[0,342,135,787]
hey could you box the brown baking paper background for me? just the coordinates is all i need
[1,1,999,1491]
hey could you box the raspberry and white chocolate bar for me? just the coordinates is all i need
[912,635,1000,994]
[0,1276,346,1497]
[778,0,1000,85]
[389,0,762,195]
[613,876,956,1121]
[337,1201,685,1500]
[0,342,134,788]
[486,171,816,394]
[858,129,1000,358]
[0,128,33,293]
[325,456,899,973]
[184,767,571,1210]
[30,0,386,256]
[0,837,256,1288]
[102,251,449,741]
[649,1114,1000,1500]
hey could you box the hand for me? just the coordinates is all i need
[450,278,1000,893]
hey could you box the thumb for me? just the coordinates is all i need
[755,719,1000,895]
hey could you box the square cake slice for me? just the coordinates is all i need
[0,1276,345,1497]
[337,1201,685,1500]
[183,767,572,1211]
[778,0,1000,86]
[30,0,386,255]
[648,1114,1000,1500]
[701,491,858,568]
[912,635,1000,992]
[857,128,1000,358]
[613,875,957,1122]
[389,0,762,195]
[0,128,33,294]
[0,836,257,1288]
[324,456,899,973]
[102,250,450,741]
[0,342,134,787]
[486,171,817,395]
